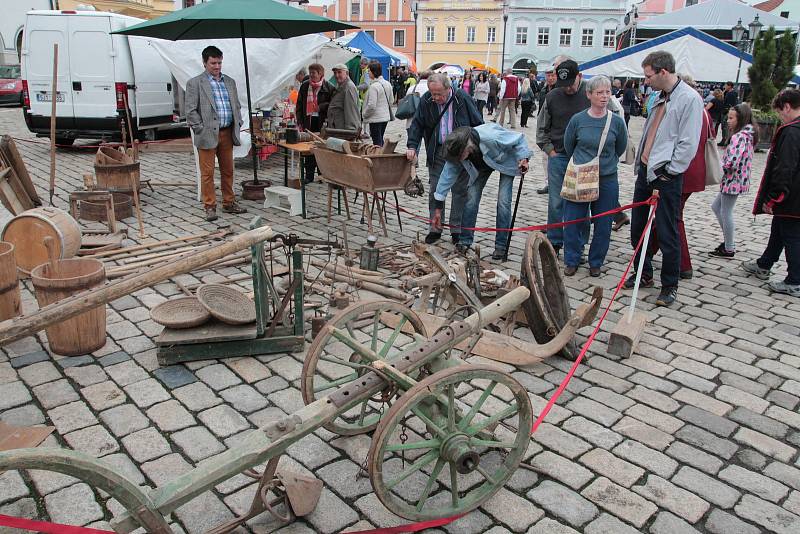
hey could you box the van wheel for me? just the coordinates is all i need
[141,129,156,142]
[54,137,75,147]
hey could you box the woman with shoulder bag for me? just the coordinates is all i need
[562,75,627,277]
[473,72,490,115]
[362,61,395,146]
[710,103,757,258]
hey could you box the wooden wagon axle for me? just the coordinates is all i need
[0,287,531,534]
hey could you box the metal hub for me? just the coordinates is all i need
[440,433,480,474]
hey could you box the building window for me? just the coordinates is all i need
[559,28,572,47]
[780,10,790,18]
[378,1,387,16]
[487,27,496,43]
[467,26,476,43]
[365,30,375,40]
[603,29,615,48]
[335,30,346,39]
[581,28,594,47]
[447,26,456,42]
[351,1,360,17]
[515,26,528,45]
[426,26,435,42]
[537,27,549,46]
[394,29,405,48]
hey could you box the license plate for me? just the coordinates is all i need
[36,92,65,103]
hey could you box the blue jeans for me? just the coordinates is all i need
[630,164,684,288]
[563,176,619,268]
[428,146,468,236]
[547,152,588,248]
[459,169,514,252]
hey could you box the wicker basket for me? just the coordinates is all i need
[150,297,211,329]
[196,284,257,325]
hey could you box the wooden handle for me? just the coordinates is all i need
[43,236,58,276]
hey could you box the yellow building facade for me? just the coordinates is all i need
[59,0,175,19]
[416,0,505,71]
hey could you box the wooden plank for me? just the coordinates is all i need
[3,165,34,211]
[156,320,259,346]
[0,135,41,206]
[0,421,54,452]
[157,335,304,366]
[0,167,25,215]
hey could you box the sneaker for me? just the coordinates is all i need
[451,233,461,245]
[768,280,800,297]
[205,206,218,222]
[613,213,630,231]
[709,247,735,258]
[589,267,601,277]
[222,203,248,214]
[623,273,654,289]
[492,249,506,261]
[424,232,441,244]
[741,260,771,280]
[564,265,578,276]
[680,269,694,280]
[656,286,678,306]
[537,185,549,195]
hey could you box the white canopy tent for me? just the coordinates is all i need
[637,0,799,32]
[581,27,800,84]
[148,33,357,112]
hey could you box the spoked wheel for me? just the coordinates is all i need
[301,300,428,436]
[368,365,532,521]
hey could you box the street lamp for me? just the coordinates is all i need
[731,19,748,98]
[412,1,418,67]
[748,14,763,48]
[501,4,509,71]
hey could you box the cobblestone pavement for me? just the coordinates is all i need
[1,103,800,534]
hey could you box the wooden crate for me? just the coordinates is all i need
[312,146,413,193]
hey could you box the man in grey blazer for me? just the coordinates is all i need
[185,46,247,221]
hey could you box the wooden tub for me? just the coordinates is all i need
[312,146,413,193]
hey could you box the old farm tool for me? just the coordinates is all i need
[0,287,533,531]
[520,231,594,359]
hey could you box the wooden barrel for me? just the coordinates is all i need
[31,258,106,356]
[1,207,82,276]
[0,242,20,320]
[94,162,140,192]
[80,192,133,221]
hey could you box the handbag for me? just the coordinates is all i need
[622,135,636,165]
[396,92,420,119]
[380,83,395,121]
[704,136,722,186]
[561,111,612,203]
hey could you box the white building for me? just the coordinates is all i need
[1,1,53,65]
[504,0,627,73]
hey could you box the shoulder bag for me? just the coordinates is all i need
[396,92,420,119]
[380,82,395,122]
[704,112,722,186]
[561,111,612,203]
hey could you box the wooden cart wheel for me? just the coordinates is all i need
[301,300,428,436]
[368,365,532,521]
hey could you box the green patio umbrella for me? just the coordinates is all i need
[115,0,358,186]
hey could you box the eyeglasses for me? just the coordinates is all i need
[643,69,663,80]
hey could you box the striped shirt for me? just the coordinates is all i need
[438,89,454,143]
[207,72,233,128]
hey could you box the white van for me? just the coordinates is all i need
[21,9,178,145]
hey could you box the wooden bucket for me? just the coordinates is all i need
[31,258,106,356]
[1,207,82,276]
[0,242,20,320]
[94,162,141,192]
[80,192,133,221]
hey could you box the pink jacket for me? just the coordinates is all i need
[721,125,754,195]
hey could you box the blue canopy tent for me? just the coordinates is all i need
[342,31,398,79]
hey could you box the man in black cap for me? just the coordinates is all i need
[536,59,590,254]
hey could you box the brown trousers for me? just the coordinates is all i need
[198,127,235,208]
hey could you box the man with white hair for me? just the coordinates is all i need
[407,72,483,245]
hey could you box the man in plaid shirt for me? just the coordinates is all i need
[186,46,248,221]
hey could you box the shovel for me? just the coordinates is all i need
[608,194,658,358]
